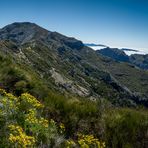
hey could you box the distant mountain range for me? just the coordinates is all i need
[85,43,148,55]
[96,47,148,70]
[85,43,148,69]
[0,22,147,107]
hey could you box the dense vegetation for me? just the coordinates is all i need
[0,89,147,148]
[0,89,105,147]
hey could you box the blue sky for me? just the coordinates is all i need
[0,0,148,51]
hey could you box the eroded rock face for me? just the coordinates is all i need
[50,68,90,97]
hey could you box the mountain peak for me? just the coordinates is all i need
[0,22,84,50]
[0,22,47,32]
[0,22,49,45]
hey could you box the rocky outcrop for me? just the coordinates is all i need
[50,68,90,97]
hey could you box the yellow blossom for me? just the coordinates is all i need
[77,133,105,148]
[20,93,44,109]
[8,124,35,147]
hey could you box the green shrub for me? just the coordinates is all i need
[104,108,148,148]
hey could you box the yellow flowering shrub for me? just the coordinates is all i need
[25,109,38,124]
[39,117,49,128]
[19,93,44,109]
[0,89,61,147]
[25,108,49,133]
[59,123,65,134]
[0,88,7,95]
[8,124,35,148]
[65,139,76,148]
[0,88,105,148]
[77,133,105,148]
[0,90,19,119]
[64,133,105,148]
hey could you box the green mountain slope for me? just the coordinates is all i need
[0,22,148,107]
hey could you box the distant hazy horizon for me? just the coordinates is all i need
[0,0,148,53]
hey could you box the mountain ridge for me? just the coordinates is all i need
[96,47,148,70]
[0,22,148,107]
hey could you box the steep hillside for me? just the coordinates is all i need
[0,22,148,107]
